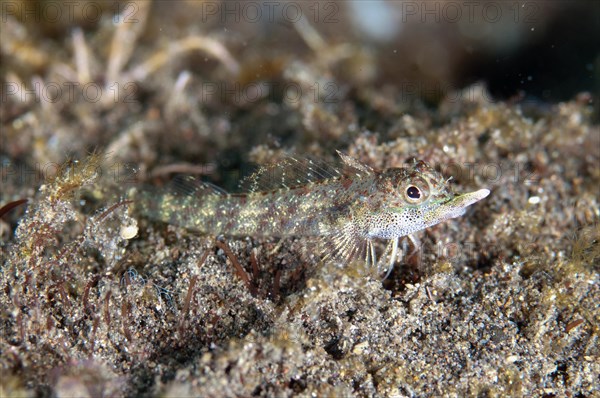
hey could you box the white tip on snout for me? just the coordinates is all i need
[473,189,490,201]
[443,188,490,217]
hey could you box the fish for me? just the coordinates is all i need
[135,151,490,277]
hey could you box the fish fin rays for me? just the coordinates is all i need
[317,224,367,267]
[238,151,375,194]
[336,151,374,177]
[317,226,405,280]
[238,155,344,193]
[170,175,228,198]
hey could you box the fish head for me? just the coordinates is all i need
[367,160,490,238]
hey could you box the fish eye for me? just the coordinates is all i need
[406,185,422,202]
[401,176,430,203]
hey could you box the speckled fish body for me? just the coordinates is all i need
[138,153,489,272]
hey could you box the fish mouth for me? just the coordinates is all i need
[435,188,491,220]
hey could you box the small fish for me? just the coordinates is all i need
[136,152,489,276]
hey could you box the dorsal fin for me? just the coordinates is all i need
[336,151,374,176]
[238,151,375,193]
[238,155,344,193]
[171,175,228,197]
